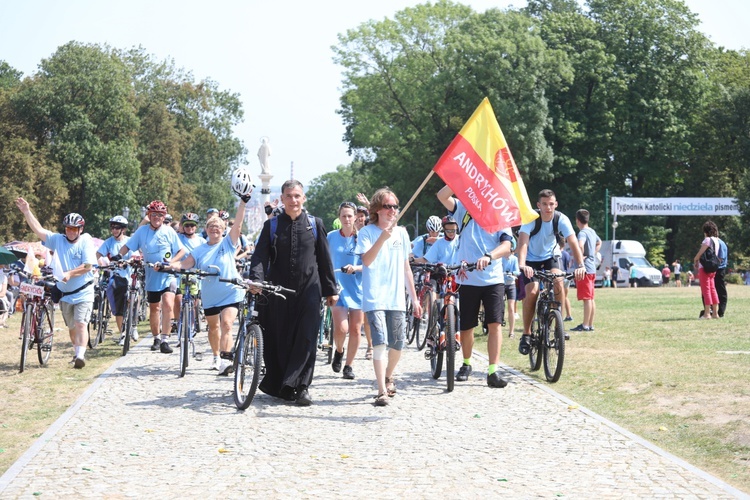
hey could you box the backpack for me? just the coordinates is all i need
[269,213,318,245]
[529,209,561,238]
[699,238,720,273]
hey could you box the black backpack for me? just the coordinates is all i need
[529,210,561,238]
[700,238,720,273]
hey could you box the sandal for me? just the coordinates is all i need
[385,377,396,397]
[365,347,373,360]
[373,393,389,406]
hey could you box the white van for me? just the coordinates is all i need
[596,240,662,287]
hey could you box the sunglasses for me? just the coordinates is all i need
[183,223,197,228]
[444,229,457,233]
[110,225,126,230]
[339,201,356,210]
[382,204,399,210]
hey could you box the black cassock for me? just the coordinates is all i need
[249,211,337,400]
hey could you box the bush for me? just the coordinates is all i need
[725,273,743,285]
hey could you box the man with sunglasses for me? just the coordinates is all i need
[115,200,186,354]
[413,215,460,266]
[97,216,137,345]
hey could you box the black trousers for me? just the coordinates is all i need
[715,268,727,317]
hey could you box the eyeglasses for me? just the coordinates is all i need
[339,201,356,210]
[444,229,457,233]
[149,212,165,218]
[382,204,399,210]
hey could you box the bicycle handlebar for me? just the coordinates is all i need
[411,261,478,274]
[533,269,575,283]
[218,277,295,297]
[149,262,218,278]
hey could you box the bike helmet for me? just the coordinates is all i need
[181,212,200,224]
[63,213,85,228]
[146,200,168,214]
[218,210,230,221]
[206,208,218,215]
[109,215,128,227]
[426,215,442,233]
[356,205,369,217]
[231,168,255,197]
[510,235,517,252]
[164,214,173,223]
[332,218,342,230]
[441,215,458,229]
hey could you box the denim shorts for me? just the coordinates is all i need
[365,310,406,351]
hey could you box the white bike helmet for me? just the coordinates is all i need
[63,213,85,228]
[109,215,128,227]
[231,168,254,197]
[426,215,442,233]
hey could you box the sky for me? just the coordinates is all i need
[1,0,748,188]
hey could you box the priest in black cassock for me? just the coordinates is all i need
[249,180,338,406]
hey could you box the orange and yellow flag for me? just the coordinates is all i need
[433,98,538,232]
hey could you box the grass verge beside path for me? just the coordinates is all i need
[0,310,142,474]
[475,284,750,493]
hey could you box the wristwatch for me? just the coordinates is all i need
[484,252,492,262]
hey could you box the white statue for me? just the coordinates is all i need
[257,137,271,175]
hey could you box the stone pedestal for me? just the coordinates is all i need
[259,173,273,207]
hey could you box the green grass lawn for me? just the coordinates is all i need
[475,284,750,492]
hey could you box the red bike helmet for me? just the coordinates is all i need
[146,200,168,214]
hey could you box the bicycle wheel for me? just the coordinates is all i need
[122,295,135,356]
[324,307,333,364]
[234,324,264,410]
[178,303,192,377]
[37,305,54,366]
[19,304,32,373]
[405,293,416,345]
[528,316,543,372]
[543,309,565,383]
[98,295,111,345]
[416,289,435,351]
[88,296,103,349]
[445,304,457,392]
[430,307,443,379]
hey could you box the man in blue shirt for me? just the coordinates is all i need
[716,236,728,317]
[16,198,97,369]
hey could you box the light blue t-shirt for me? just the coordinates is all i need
[355,224,410,312]
[97,236,132,280]
[423,236,460,265]
[718,238,728,269]
[179,233,207,256]
[577,227,601,274]
[519,212,575,262]
[327,230,363,310]
[189,235,244,309]
[452,200,513,287]
[502,255,520,286]
[126,224,184,292]
[43,232,97,304]
[410,233,433,259]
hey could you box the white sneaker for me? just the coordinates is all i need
[211,356,220,371]
[514,313,520,320]
[131,329,139,341]
[118,334,126,346]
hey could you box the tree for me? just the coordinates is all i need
[306,163,373,228]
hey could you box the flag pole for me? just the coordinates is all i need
[396,171,435,225]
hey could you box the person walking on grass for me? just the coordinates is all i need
[16,198,96,369]
[571,209,601,332]
[693,221,720,320]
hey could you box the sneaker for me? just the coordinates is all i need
[455,364,472,381]
[150,337,161,351]
[518,335,531,355]
[570,324,586,332]
[342,365,355,380]
[487,372,508,388]
[564,316,574,322]
[373,393,389,407]
[170,322,177,334]
[514,313,520,320]
[332,349,344,373]
[218,362,234,376]
[131,329,139,342]
[73,357,85,369]
[118,334,126,346]
[211,356,221,371]
[160,341,173,354]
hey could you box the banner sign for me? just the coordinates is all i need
[433,98,537,232]
[611,197,740,216]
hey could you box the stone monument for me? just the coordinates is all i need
[257,137,273,205]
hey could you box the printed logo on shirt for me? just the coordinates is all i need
[164,252,172,259]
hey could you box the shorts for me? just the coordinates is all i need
[204,302,241,317]
[60,301,94,329]
[503,283,517,301]
[0,297,9,314]
[459,283,504,331]
[576,274,595,301]
[662,276,669,285]
[147,288,173,304]
[365,310,405,351]
[527,257,561,272]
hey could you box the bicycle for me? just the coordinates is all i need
[16,270,56,373]
[526,270,572,383]
[154,265,217,377]
[219,277,294,410]
[423,262,476,392]
[119,257,146,356]
[318,299,333,364]
[88,264,116,349]
[408,264,437,351]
